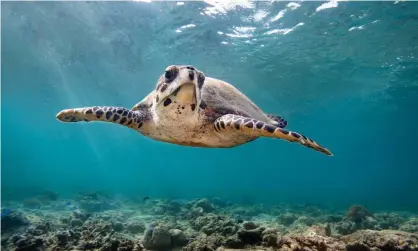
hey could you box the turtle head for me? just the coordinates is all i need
[154,65,205,107]
[132,65,205,112]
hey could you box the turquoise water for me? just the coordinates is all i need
[2,1,418,212]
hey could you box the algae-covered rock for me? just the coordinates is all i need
[111,220,124,232]
[399,218,418,233]
[12,234,44,251]
[277,226,346,251]
[237,226,266,245]
[191,213,238,236]
[182,233,225,251]
[224,234,244,249]
[342,229,418,251]
[194,199,214,213]
[242,221,258,230]
[1,210,29,232]
[169,228,188,246]
[261,228,279,247]
[278,212,297,226]
[375,212,406,230]
[346,205,374,223]
[293,215,316,227]
[70,218,83,227]
[334,219,357,235]
[141,224,171,250]
[126,221,146,234]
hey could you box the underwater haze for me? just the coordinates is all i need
[2,1,418,213]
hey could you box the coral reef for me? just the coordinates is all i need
[2,198,418,251]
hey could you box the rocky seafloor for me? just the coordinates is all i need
[1,192,418,251]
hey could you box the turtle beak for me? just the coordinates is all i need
[173,83,197,104]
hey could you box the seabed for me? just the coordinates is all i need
[1,192,418,251]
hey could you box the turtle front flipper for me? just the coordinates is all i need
[56,106,147,130]
[214,114,333,156]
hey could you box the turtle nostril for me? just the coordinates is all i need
[186,66,195,71]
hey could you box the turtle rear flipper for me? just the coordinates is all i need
[214,114,333,156]
[267,114,288,128]
[56,106,146,130]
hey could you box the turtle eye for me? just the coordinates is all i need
[163,66,178,83]
[164,70,174,81]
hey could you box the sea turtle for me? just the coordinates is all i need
[56,65,333,156]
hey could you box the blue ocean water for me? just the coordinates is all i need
[1,1,418,213]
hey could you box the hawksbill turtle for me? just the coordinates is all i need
[56,65,333,156]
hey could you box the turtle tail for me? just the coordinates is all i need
[56,106,146,130]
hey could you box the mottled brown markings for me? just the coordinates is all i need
[264,124,276,133]
[279,128,289,134]
[104,111,111,120]
[96,109,104,119]
[156,95,159,102]
[161,84,168,92]
[213,124,218,132]
[197,72,205,89]
[199,101,207,110]
[291,132,301,138]
[191,104,196,111]
[156,82,163,91]
[245,121,254,128]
